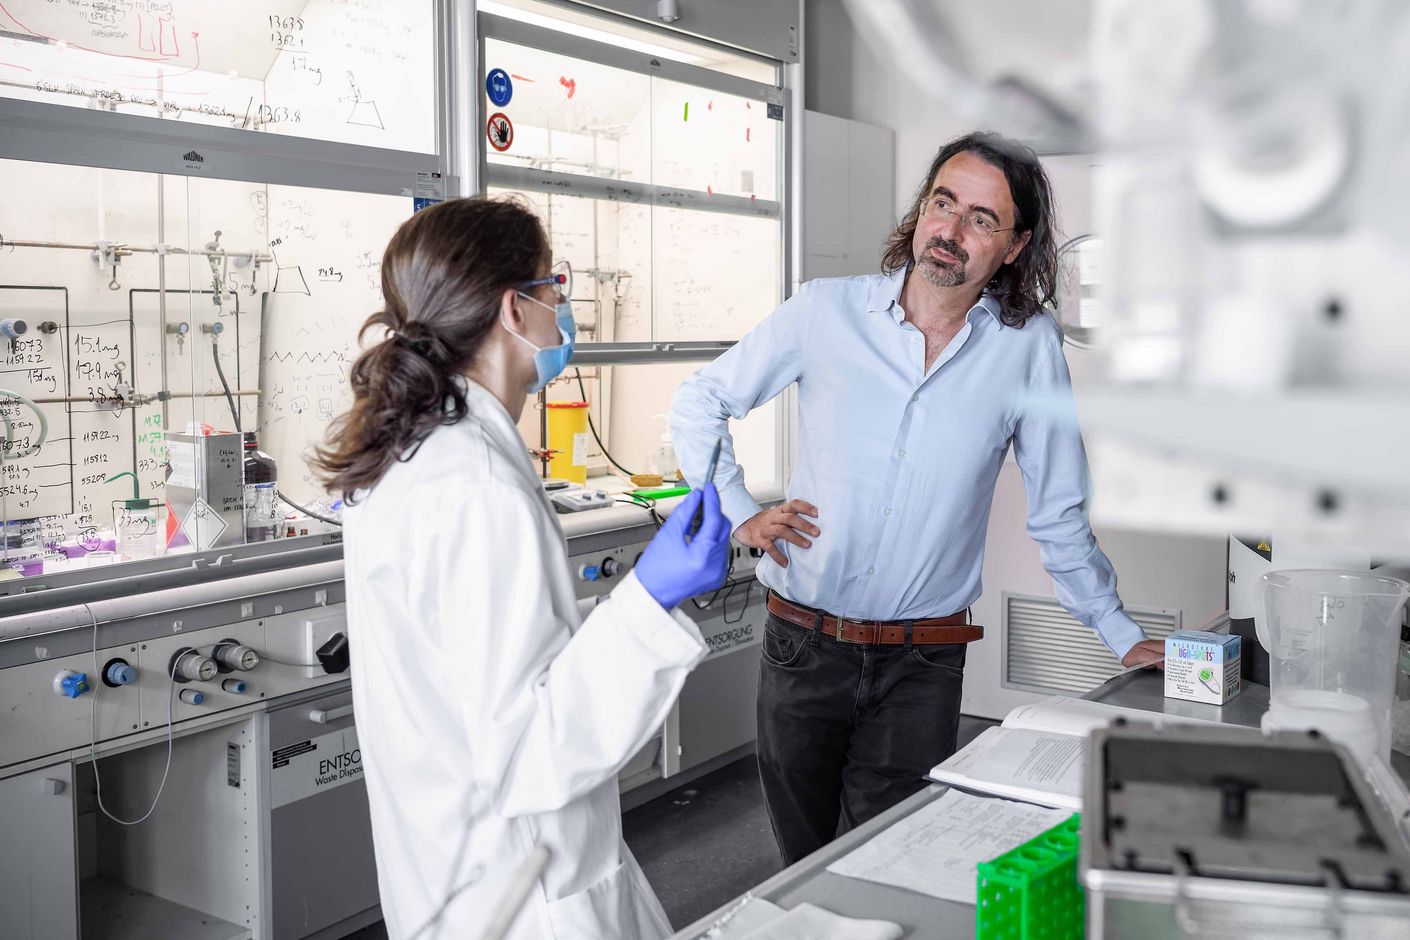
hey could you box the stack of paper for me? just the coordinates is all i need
[825,789,1071,904]
[694,897,903,939]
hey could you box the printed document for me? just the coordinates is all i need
[825,789,1071,904]
[928,695,1216,809]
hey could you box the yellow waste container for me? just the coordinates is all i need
[545,401,591,483]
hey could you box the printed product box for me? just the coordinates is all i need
[1164,631,1242,704]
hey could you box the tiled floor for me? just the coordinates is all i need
[342,715,998,938]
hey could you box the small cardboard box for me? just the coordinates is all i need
[1164,631,1242,704]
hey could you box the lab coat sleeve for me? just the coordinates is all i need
[669,281,816,532]
[438,485,708,817]
[1012,339,1147,661]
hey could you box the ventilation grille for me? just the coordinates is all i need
[1003,592,1180,696]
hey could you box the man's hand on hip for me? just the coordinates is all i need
[1121,639,1166,671]
[735,499,820,568]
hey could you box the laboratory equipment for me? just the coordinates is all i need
[1081,721,1410,939]
[113,498,166,562]
[551,488,612,513]
[646,415,681,483]
[243,432,280,543]
[545,401,591,484]
[975,814,1083,940]
[164,432,245,550]
[1256,569,1410,767]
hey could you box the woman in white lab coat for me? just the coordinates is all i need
[314,197,731,940]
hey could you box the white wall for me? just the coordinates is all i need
[803,0,1226,718]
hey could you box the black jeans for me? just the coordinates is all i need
[756,603,967,865]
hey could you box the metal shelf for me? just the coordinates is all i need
[81,877,250,940]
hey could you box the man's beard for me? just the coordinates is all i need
[916,236,968,287]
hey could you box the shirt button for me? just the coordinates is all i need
[911,394,919,403]
[883,507,893,517]
[897,449,907,459]
[867,566,876,575]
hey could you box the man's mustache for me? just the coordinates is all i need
[924,237,968,263]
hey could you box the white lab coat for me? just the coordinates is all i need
[343,378,707,940]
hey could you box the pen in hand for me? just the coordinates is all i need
[687,438,723,540]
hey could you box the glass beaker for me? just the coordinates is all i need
[1256,569,1410,766]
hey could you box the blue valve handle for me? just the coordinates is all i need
[59,672,90,698]
[105,662,136,686]
[634,484,730,610]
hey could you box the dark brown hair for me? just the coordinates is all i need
[881,131,1059,327]
[313,197,549,501]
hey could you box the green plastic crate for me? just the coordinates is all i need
[975,813,1083,940]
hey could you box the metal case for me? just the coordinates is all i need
[165,431,246,550]
[1081,721,1410,938]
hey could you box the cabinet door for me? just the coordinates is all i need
[0,763,79,939]
[268,692,380,938]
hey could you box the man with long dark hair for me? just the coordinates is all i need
[670,132,1164,864]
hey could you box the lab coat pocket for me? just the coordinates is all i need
[545,858,665,940]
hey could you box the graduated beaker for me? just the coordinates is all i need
[1257,569,1410,765]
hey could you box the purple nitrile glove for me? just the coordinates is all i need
[633,483,731,610]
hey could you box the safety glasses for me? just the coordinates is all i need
[517,259,572,302]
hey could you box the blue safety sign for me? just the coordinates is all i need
[485,68,513,107]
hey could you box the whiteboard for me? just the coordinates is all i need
[254,184,409,504]
[0,0,435,152]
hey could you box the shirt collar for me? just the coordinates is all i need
[867,267,1005,329]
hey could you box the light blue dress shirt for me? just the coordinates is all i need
[669,268,1146,659]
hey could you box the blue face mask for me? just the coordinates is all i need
[505,293,576,394]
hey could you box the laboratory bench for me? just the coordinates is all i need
[669,671,1410,940]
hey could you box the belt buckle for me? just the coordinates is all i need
[835,617,876,645]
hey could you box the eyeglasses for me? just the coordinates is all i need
[518,259,573,302]
[919,196,1016,239]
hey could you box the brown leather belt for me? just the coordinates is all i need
[766,593,983,646]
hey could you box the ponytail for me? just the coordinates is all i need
[312,197,549,501]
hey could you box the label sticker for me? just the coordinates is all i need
[487,112,514,152]
[179,496,228,547]
[486,68,513,107]
[415,171,445,200]
[414,171,445,212]
[271,726,363,808]
[766,103,783,121]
